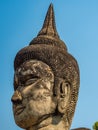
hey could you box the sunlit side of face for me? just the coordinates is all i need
[12,60,56,128]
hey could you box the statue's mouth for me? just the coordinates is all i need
[14,105,25,115]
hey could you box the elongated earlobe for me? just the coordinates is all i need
[58,81,71,114]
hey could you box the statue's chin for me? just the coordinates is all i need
[15,116,39,129]
[14,110,51,129]
[14,111,54,129]
[14,110,40,129]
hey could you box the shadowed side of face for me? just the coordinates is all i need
[11,60,56,129]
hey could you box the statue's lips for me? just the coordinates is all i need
[14,105,25,115]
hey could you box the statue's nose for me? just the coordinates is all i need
[11,90,22,104]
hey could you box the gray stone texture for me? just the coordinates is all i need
[11,4,80,130]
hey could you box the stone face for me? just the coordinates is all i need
[11,3,80,130]
[12,60,56,128]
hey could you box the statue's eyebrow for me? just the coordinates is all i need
[16,69,39,79]
[20,69,33,76]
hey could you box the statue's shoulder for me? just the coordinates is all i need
[71,127,91,130]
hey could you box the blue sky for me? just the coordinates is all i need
[0,0,98,129]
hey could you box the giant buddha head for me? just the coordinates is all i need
[11,4,80,130]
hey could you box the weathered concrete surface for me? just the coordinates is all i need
[11,4,80,130]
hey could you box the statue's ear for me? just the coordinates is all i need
[57,81,71,114]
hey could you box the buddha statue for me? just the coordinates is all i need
[11,4,80,130]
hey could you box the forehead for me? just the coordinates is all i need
[15,60,54,79]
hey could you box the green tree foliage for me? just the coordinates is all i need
[93,122,98,130]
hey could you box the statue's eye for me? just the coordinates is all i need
[25,76,39,86]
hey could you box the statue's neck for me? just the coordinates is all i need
[26,115,69,130]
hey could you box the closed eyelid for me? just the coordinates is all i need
[25,78,39,86]
[14,74,39,87]
[19,74,39,81]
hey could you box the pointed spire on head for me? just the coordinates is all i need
[38,3,59,39]
[30,3,67,51]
